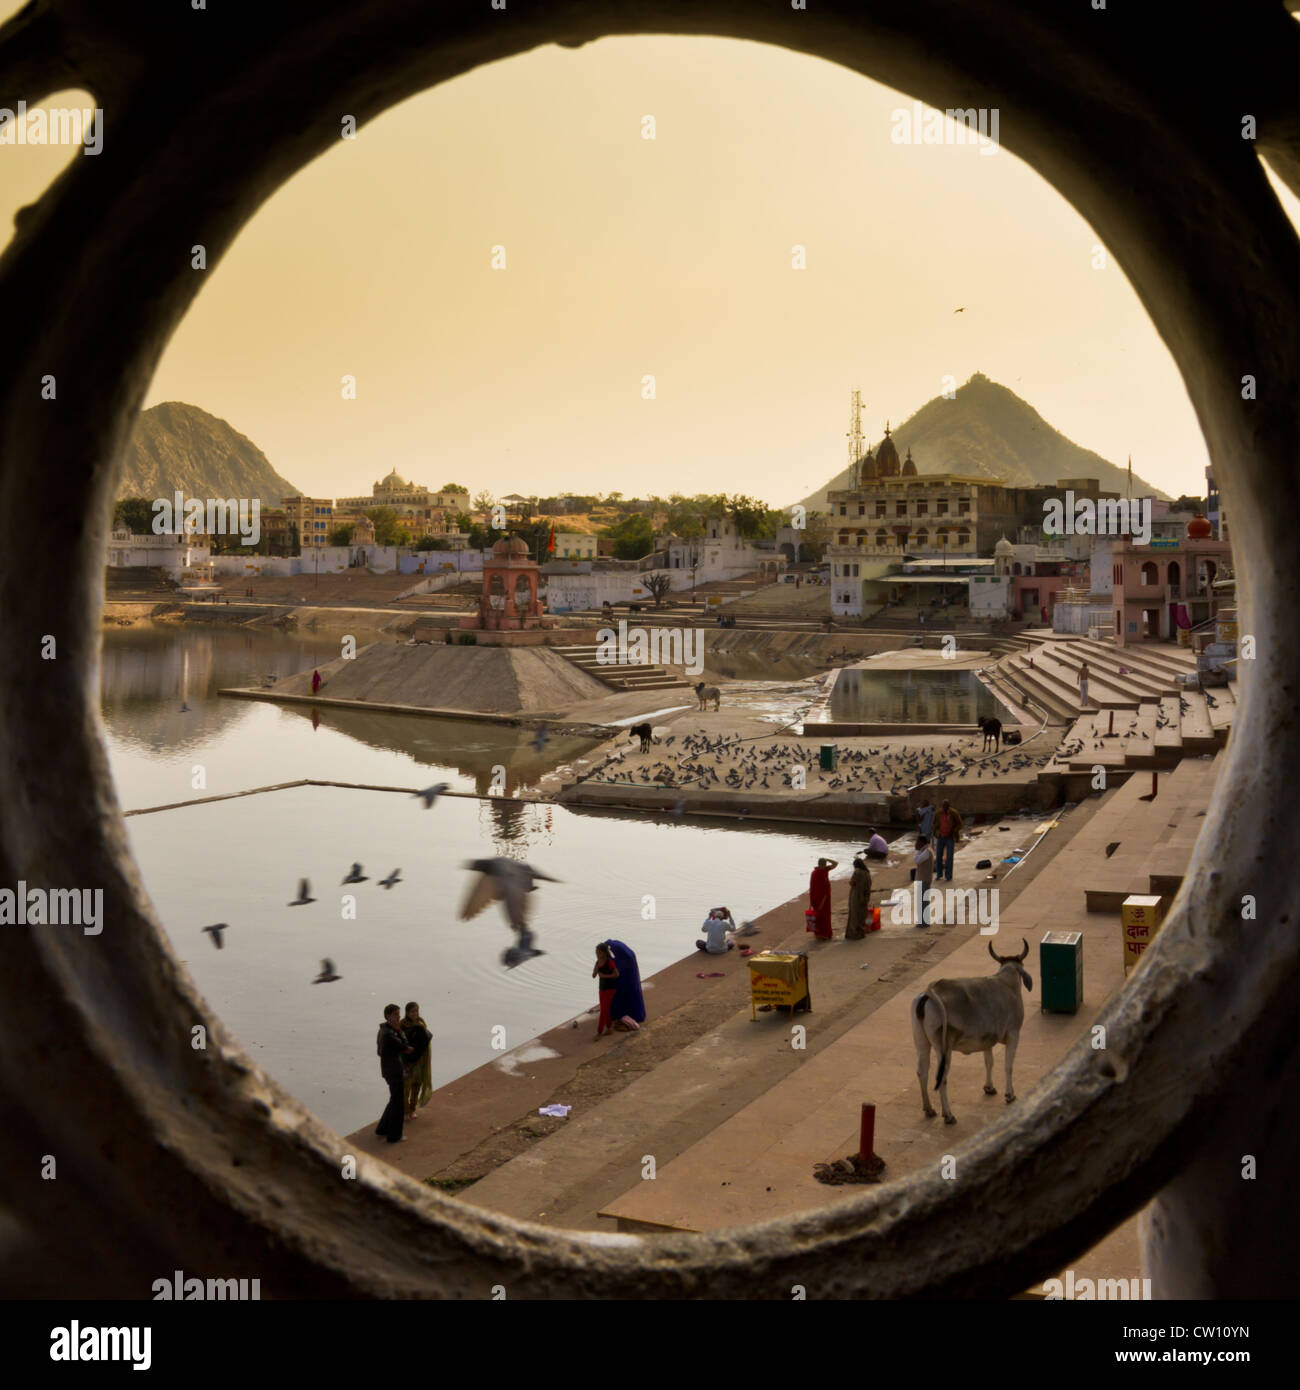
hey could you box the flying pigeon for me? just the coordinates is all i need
[414,782,450,808]
[313,958,341,984]
[289,879,315,907]
[461,857,559,965]
[201,923,228,949]
[342,863,368,884]
[378,868,402,889]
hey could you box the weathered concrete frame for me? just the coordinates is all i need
[1,0,1298,1298]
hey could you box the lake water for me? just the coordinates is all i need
[829,666,1016,724]
[102,625,865,1134]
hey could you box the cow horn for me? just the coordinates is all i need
[1018,937,1030,962]
[988,940,1003,964]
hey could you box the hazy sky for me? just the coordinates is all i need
[4,20,1298,505]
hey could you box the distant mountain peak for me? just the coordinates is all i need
[799,377,1165,511]
[117,402,300,509]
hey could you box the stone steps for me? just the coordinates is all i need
[554,644,693,692]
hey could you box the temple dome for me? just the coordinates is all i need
[994,535,1014,554]
[509,536,529,557]
[380,469,407,489]
[901,446,917,477]
[875,424,900,477]
[858,449,877,483]
[1187,512,1213,539]
[491,537,511,557]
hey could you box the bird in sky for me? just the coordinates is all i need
[342,863,368,884]
[414,782,450,808]
[954,306,966,313]
[289,879,315,907]
[201,923,228,949]
[378,868,402,889]
[313,958,341,984]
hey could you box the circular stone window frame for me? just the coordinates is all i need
[2,0,1298,1299]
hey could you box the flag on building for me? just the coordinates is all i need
[547,523,555,554]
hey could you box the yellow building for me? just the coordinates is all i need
[282,496,335,547]
[554,532,597,559]
[335,471,468,545]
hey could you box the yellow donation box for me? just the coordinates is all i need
[748,951,812,1021]
[1121,894,1166,972]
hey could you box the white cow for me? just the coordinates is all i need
[912,938,1033,1124]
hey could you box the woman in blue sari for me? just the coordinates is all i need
[604,939,646,1027]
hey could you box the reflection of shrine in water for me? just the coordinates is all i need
[281,702,596,795]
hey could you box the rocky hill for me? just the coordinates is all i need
[798,373,1166,512]
[117,402,300,508]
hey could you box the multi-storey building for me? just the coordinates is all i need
[1110,518,1232,646]
[282,496,336,548]
[826,423,1123,616]
[335,471,469,546]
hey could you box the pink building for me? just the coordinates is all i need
[992,536,1087,622]
[1110,517,1230,646]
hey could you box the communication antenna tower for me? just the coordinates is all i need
[847,388,866,485]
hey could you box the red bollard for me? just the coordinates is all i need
[1151,772,1158,798]
[859,1103,877,1161]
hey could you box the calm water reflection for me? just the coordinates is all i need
[103,625,864,1133]
[830,667,1015,724]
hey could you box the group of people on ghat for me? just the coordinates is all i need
[807,795,966,938]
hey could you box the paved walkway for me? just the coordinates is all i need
[458,753,1220,1289]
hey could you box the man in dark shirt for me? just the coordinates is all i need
[375,1004,412,1143]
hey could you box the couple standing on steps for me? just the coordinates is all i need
[375,1002,433,1143]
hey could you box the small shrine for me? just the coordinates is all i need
[462,535,545,630]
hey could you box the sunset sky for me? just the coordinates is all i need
[4,16,1298,506]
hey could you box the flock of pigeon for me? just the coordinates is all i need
[597,728,1060,797]
[200,780,560,977]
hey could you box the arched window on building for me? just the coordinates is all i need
[875,528,889,547]
[1141,560,1159,585]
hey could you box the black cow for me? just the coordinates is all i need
[630,722,655,753]
[976,716,1002,751]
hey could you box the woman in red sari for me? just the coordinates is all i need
[808,857,838,940]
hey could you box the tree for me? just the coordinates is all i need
[415,535,450,551]
[666,495,706,539]
[645,572,673,608]
[286,523,301,556]
[606,512,655,560]
[457,512,494,549]
[327,524,355,547]
[724,493,782,539]
[472,490,496,516]
[364,507,404,546]
[439,483,469,495]
[113,497,155,534]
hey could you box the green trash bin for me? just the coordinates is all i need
[819,743,837,772]
[1040,931,1083,1014]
